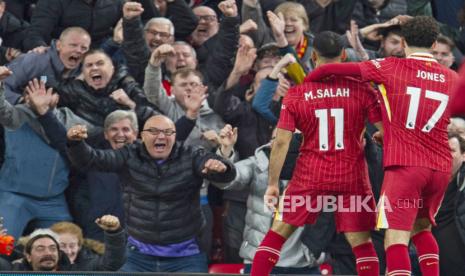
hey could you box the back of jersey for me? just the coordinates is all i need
[278,76,381,193]
[359,55,458,171]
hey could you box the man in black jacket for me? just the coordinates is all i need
[22,0,159,51]
[66,114,236,273]
[122,0,238,89]
[56,49,156,128]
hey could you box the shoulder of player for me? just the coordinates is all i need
[432,63,459,82]
[364,57,394,68]
[300,75,372,90]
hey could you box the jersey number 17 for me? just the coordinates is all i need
[405,86,448,132]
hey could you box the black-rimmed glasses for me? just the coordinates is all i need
[142,128,176,136]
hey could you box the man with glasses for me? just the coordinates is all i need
[65,114,236,273]
[143,17,175,51]
[122,1,238,91]
[191,5,219,47]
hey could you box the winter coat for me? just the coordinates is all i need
[3,41,80,104]
[56,66,157,127]
[0,229,126,271]
[23,0,124,50]
[0,10,29,50]
[122,0,198,85]
[0,85,96,198]
[214,144,315,268]
[67,140,236,245]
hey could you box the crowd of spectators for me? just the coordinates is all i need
[0,0,464,275]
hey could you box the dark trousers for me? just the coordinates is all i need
[223,200,247,263]
[433,221,465,276]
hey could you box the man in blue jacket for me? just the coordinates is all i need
[3,26,90,104]
[0,67,96,239]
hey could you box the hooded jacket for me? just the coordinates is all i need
[214,142,315,268]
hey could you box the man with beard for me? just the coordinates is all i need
[22,231,61,271]
[346,22,406,61]
[0,215,125,271]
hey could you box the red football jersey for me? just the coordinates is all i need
[358,53,458,172]
[278,76,382,192]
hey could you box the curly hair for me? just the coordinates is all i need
[401,16,439,48]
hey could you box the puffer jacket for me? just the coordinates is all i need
[23,0,124,50]
[57,66,157,127]
[214,144,315,268]
[67,140,236,245]
[0,10,29,50]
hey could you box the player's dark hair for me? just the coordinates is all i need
[449,133,465,154]
[378,25,402,39]
[401,16,439,48]
[313,31,343,59]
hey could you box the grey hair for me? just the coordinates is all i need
[173,40,197,59]
[144,17,175,36]
[104,110,139,133]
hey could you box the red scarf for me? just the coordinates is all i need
[295,36,308,59]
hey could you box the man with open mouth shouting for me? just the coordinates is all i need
[66,114,237,273]
[2,27,90,105]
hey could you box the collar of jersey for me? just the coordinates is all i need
[407,52,438,62]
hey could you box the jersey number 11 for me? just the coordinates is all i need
[315,108,344,151]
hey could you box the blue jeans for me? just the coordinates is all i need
[120,244,208,272]
[0,191,72,239]
[243,263,321,275]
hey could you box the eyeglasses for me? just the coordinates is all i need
[197,15,217,22]
[142,128,176,136]
[145,29,172,39]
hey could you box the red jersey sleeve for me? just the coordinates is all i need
[359,59,393,84]
[277,93,296,131]
[450,65,465,116]
[364,85,383,124]
[305,62,362,82]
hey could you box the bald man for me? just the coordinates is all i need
[4,26,91,104]
[66,115,236,273]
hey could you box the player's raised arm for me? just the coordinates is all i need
[265,128,293,210]
[305,62,362,82]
